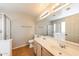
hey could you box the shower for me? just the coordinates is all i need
[0,13,11,40]
[0,13,12,56]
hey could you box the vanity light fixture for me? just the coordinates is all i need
[40,10,50,19]
[52,3,70,13]
[40,4,60,19]
[51,3,60,10]
[40,10,49,17]
[39,3,70,20]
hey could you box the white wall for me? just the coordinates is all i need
[0,40,12,56]
[6,12,35,49]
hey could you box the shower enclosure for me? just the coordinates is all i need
[0,13,11,40]
[0,13,12,56]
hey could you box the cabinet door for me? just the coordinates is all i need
[41,47,53,56]
[33,41,41,56]
[36,43,41,56]
[33,41,37,55]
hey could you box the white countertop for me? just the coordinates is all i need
[34,35,79,56]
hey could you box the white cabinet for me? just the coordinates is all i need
[0,40,12,56]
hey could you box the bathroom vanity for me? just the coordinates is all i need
[33,35,79,56]
[34,4,79,56]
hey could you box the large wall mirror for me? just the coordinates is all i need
[65,13,79,44]
[50,13,79,44]
[36,3,79,44]
[36,13,79,44]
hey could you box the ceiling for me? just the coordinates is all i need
[0,3,50,17]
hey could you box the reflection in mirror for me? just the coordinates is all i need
[36,4,79,46]
[35,20,49,36]
[36,13,79,44]
[51,19,65,42]
[65,13,79,44]
[36,18,66,41]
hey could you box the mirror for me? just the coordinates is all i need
[50,13,79,44]
[65,13,79,44]
[36,19,65,38]
[36,13,79,44]
[36,3,79,44]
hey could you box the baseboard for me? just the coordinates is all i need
[12,44,29,50]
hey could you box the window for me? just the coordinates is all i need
[61,21,65,33]
[54,23,56,33]
[53,21,65,33]
[53,21,65,41]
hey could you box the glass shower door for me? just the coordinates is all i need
[0,14,2,40]
[0,14,11,40]
[5,16,11,40]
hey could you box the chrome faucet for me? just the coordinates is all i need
[56,38,66,49]
[60,44,66,48]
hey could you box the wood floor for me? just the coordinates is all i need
[12,45,35,56]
